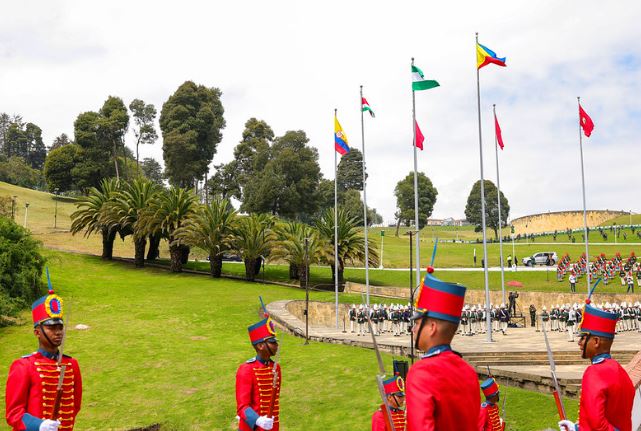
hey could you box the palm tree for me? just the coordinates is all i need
[70,178,121,260]
[316,207,379,286]
[173,197,237,277]
[137,186,197,272]
[232,213,275,281]
[102,178,159,268]
[272,221,321,285]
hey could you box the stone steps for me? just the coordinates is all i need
[462,350,636,367]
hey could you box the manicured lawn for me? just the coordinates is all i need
[0,251,576,430]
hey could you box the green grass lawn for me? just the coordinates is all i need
[512,225,641,244]
[0,251,577,430]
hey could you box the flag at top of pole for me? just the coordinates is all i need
[361,97,375,118]
[411,64,440,91]
[334,115,350,155]
[477,42,506,69]
[579,104,594,137]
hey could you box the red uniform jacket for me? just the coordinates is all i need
[5,351,82,431]
[372,405,406,431]
[406,346,480,431]
[577,355,634,431]
[478,402,504,431]
[236,357,281,431]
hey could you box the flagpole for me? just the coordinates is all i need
[411,58,421,290]
[334,108,340,329]
[494,104,506,304]
[360,86,371,306]
[577,96,590,295]
[476,33,493,342]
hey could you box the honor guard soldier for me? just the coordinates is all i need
[349,305,357,333]
[478,377,505,431]
[5,285,82,431]
[236,313,281,431]
[540,306,549,332]
[372,375,406,431]
[405,266,480,430]
[498,304,509,335]
[557,300,634,431]
[358,305,367,336]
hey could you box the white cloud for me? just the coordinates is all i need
[1,0,639,222]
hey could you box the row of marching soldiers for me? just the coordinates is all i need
[349,303,412,336]
[459,303,511,336]
[541,302,641,339]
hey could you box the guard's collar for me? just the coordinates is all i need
[421,344,452,359]
[38,348,59,360]
[591,353,611,365]
[255,355,273,365]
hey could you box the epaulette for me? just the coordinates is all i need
[481,402,489,408]
[246,357,257,363]
[21,352,36,358]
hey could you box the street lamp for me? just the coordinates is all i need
[53,188,60,229]
[24,202,30,228]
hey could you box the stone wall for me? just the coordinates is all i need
[286,300,351,327]
[511,210,627,235]
[344,282,641,312]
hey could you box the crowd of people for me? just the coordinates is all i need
[557,251,640,293]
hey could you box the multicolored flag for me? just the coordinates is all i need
[414,120,424,150]
[412,65,440,91]
[494,112,504,150]
[477,43,506,69]
[334,115,350,155]
[361,97,375,118]
[579,104,594,137]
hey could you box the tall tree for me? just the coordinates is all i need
[99,96,129,181]
[394,172,438,229]
[129,99,158,173]
[44,144,83,192]
[241,130,321,221]
[464,180,510,239]
[72,111,114,191]
[207,162,241,200]
[341,190,383,226]
[140,157,164,185]
[272,221,321,286]
[232,118,273,198]
[24,123,46,170]
[336,148,365,192]
[160,81,225,188]
[50,133,72,151]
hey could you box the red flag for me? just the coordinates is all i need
[579,104,594,137]
[494,112,504,150]
[415,120,424,150]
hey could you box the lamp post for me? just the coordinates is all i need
[304,237,309,345]
[24,202,30,228]
[379,230,384,269]
[53,188,60,229]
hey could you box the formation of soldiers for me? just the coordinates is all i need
[460,303,511,336]
[557,251,640,293]
[541,301,641,336]
[348,303,412,336]
[4,266,638,431]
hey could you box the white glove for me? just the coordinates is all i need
[256,415,274,430]
[558,419,576,431]
[40,420,61,431]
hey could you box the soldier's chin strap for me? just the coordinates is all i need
[414,316,427,351]
[581,334,590,359]
[39,323,58,353]
[265,342,277,358]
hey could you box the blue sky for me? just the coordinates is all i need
[1,1,639,223]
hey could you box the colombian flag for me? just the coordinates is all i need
[334,115,350,155]
[477,43,506,69]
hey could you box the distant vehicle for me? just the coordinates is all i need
[523,252,558,266]
[221,253,242,262]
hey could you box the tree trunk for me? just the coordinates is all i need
[113,142,120,180]
[147,233,161,261]
[101,228,116,260]
[254,257,263,276]
[134,237,147,268]
[289,263,299,280]
[298,264,309,288]
[244,258,256,281]
[169,245,183,272]
[395,218,401,237]
[180,245,190,265]
[209,254,223,278]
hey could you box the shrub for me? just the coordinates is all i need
[0,216,45,326]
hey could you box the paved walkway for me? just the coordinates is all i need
[267,300,641,383]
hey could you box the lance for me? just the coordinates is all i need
[542,324,567,421]
[48,268,68,421]
[258,296,279,419]
[501,391,507,431]
[367,312,397,431]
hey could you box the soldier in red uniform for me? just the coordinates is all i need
[405,266,480,430]
[5,287,82,431]
[371,374,406,431]
[478,377,505,431]
[236,314,281,431]
[558,302,634,431]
